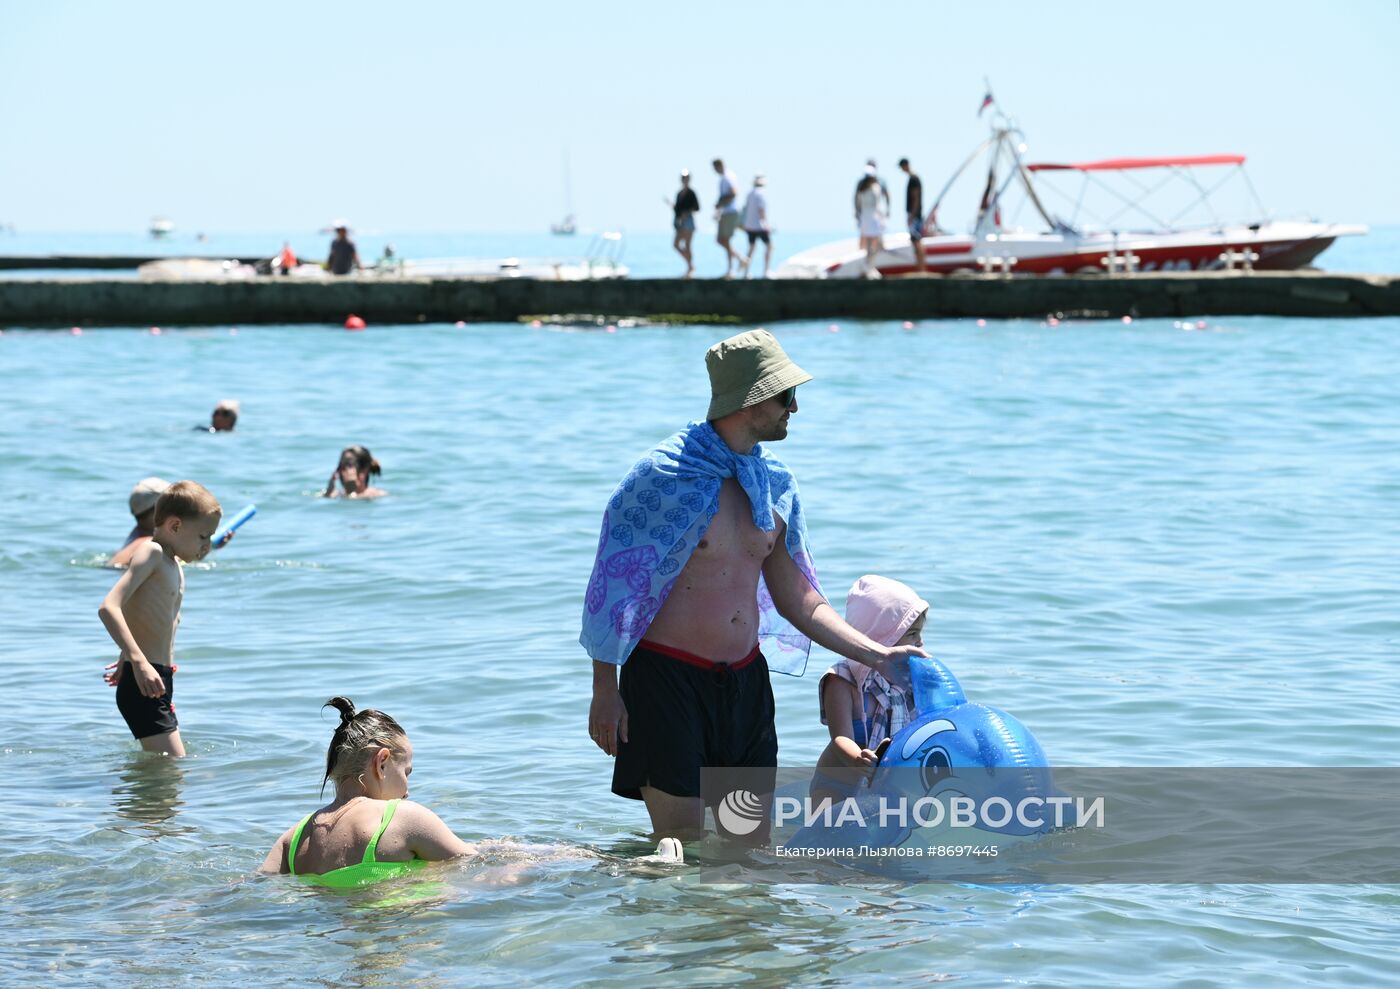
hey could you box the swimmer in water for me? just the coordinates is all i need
[260,697,475,884]
[196,399,239,433]
[323,445,386,499]
[113,476,231,568]
[111,477,171,569]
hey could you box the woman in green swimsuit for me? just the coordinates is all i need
[261,697,476,886]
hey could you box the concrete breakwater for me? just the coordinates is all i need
[0,254,268,271]
[0,272,1396,327]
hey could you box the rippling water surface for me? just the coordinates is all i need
[3,240,1399,985]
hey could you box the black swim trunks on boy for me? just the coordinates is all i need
[115,662,178,739]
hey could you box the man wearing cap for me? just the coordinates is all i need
[741,175,772,279]
[201,399,239,433]
[582,330,926,842]
[110,477,171,568]
[326,222,361,276]
[112,476,232,567]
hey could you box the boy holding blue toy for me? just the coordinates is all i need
[99,480,222,758]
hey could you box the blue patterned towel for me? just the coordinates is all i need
[581,420,822,676]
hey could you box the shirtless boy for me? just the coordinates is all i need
[582,330,926,842]
[99,480,222,757]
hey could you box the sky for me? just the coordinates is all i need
[1,0,1396,233]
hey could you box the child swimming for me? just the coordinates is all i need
[813,575,929,800]
[323,445,386,499]
[260,697,476,885]
[99,480,222,757]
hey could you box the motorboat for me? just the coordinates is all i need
[776,111,1365,279]
[149,216,175,239]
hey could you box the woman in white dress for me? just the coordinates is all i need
[855,175,885,278]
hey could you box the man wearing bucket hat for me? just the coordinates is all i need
[582,329,927,843]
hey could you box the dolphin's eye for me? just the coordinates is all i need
[921,747,952,791]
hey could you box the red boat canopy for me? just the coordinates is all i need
[1026,154,1246,172]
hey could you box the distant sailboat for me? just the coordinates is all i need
[551,149,576,235]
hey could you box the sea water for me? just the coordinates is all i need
[2,229,1398,986]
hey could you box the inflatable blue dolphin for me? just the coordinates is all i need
[782,656,1057,853]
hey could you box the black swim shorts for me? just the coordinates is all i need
[745,229,771,246]
[612,640,778,803]
[115,661,178,739]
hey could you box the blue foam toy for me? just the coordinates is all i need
[213,504,256,548]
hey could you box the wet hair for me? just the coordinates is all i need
[153,480,222,525]
[322,696,407,794]
[341,445,382,478]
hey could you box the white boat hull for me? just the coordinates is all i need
[775,222,1367,279]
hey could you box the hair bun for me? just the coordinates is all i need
[324,695,357,727]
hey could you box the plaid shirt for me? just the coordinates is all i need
[819,658,917,750]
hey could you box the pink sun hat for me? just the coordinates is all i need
[844,575,929,646]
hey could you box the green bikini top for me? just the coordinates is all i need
[289,798,427,888]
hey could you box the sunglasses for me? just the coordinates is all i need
[775,386,798,410]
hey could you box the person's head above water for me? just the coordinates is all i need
[129,476,171,530]
[322,696,412,799]
[210,399,239,432]
[338,445,381,490]
[845,575,930,649]
[705,329,813,449]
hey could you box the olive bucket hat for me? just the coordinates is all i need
[705,329,813,420]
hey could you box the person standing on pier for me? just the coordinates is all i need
[670,170,700,278]
[741,174,772,279]
[856,174,886,278]
[326,222,361,276]
[712,158,746,278]
[899,158,926,272]
[853,159,890,230]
